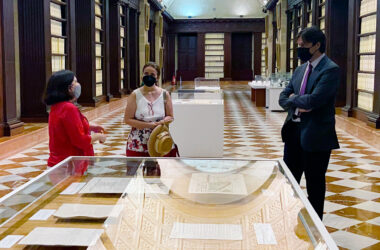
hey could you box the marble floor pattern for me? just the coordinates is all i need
[0,84,379,249]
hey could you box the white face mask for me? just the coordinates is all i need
[72,84,81,99]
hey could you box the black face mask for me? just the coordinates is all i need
[297,47,314,62]
[142,75,157,87]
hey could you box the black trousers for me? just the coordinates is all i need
[283,122,331,219]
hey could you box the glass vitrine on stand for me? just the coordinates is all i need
[0,157,337,249]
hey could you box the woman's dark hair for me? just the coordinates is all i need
[297,26,326,53]
[43,70,75,105]
[142,62,161,78]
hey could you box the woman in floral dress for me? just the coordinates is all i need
[124,62,176,156]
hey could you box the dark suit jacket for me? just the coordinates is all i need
[279,55,340,152]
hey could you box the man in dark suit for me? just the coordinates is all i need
[279,26,340,219]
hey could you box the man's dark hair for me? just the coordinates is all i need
[43,70,75,105]
[297,26,326,53]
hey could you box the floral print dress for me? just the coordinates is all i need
[126,88,165,153]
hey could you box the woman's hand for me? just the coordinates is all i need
[91,133,107,144]
[90,123,105,133]
[155,117,173,126]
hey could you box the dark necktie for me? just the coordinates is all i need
[300,63,313,95]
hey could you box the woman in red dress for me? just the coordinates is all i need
[43,70,106,169]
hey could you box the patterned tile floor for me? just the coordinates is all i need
[0,83,379,249]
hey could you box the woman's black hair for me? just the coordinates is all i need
[43,70,75,105]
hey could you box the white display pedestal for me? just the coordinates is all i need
[268,87,285,111]
[170,99,224,157]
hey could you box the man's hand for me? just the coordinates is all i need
[289,93,295,98]
[299,108,312,113]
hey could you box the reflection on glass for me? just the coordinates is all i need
[0,157,336,249]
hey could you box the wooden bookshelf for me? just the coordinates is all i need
[18,0,75,120]
[305,0,313,27]
[261,33,267,77]
[205,33,224,79]
[356,0,377,112]
[120,4,127,93]
[95,0,104,97]
[50,0,68,73]
[288,10,295,73]
[318,0,326,32]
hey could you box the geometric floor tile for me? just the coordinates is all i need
[323,201,348,213]
[346,222,380,241]
[353,201,380,214]
[332,207,380,221]
[340,189,380,201]
[323,213,362,230]
[330,230,379,249]
[5,166,40,175]
[367,217,380,227]
[330,179,371,189]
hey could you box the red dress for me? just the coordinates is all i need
[47,101,94,167]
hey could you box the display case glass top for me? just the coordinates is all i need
[0,157,337,249]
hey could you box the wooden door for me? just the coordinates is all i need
[177,33,198,81]
[231,33,253,80]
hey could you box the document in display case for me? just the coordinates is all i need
[0,157,338,249]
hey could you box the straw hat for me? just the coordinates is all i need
[148,124,173,157]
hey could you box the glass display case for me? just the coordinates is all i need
[194,77,221,90]
[0,157,337,249]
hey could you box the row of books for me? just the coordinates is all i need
[205,50,224,56]
[95,4,102,16]
[205,33,224,39]
[96,83,103,96]
[205,61,224,67]
[307,11,312,24]
[262,34,267,76]
[95,16,102,30]
[359,55,376,72]
[51,20,62,36]
[320,5,326,17]
[50,2,62,19]
[96,31,101,42]
[360,0,377,16]
[120,6,125,89]
[357,73,375,92]
[205,39,224,45]
[52,55,66,72]
[358,91,373,111]
[205,72,224,79]
[205,67,224,73]
[205,56,224,62]
[361,15,377,34]
[359,35,376,53]
[96,44,102,57]
[320,19,325,30]
[96,57,102,70]
[51,37,65,54]
[205,45,224,50]
[96,70,103,83]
